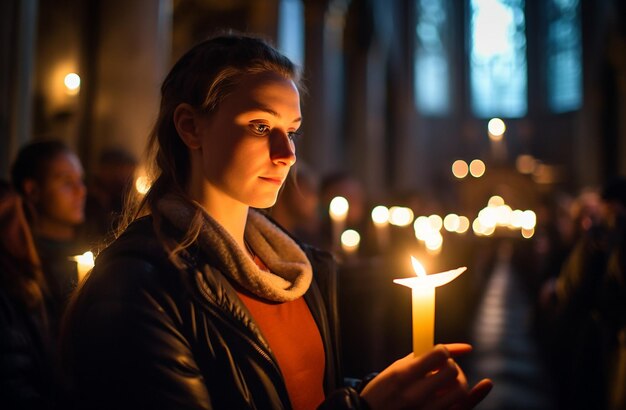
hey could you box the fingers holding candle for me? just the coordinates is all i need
[360,346,491,410]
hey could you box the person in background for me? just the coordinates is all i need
[0,181,60,409]
[539,178,626,410]
[60,33,492,410]
[597,177,626,410]
[11,140,87,336]
[81,147,138,245]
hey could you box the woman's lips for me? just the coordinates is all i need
[259,176,283,185]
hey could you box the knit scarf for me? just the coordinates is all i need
[157,195,312,302]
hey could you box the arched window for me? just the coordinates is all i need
[413,0,582,118]
[469,0,527,118]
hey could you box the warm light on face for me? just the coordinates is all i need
[371,205,390,225]
[64,73,81,95]
[469,159,486,177]
[452,160,469,178]
[389,206,414,227]
[488,118,506,140]
[329,196,349,220]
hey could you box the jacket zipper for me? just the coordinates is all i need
[194,274,291,408]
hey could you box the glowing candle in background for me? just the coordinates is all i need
[371,205,390,250]
[64,72,81,95]
[394,257,466,357]
[488,117,507,162]
[388,206,414,227]
[329,196,349,252]
[341,229,361,255]
[72,251,95,282]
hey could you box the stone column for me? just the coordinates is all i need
[301,0,346,176]
[343,0,390,197]
[87,0,171,170]
[0,0,38,178]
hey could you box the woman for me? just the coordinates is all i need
[0,181,59,409]
[61,33,491,410]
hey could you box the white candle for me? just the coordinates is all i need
[72,251,95,282]
[329,196,349,251]
[394,257,466,357]
[371,205,390,250]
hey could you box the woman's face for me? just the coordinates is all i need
[196,71,301,209]
[33,152,86,226]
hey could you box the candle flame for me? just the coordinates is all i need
[395,264,467,289]
[73,251,94,267]
[411,256,427,278]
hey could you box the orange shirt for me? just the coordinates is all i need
[235,256,326,410]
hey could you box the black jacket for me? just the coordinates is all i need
[62,216,370,410]
[0,289,58,410]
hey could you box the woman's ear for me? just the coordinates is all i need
[173,103,203,149]
[22,179,40,203]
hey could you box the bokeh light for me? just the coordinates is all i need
[469,159,486,177]
[452,160,469,178]
[488,118,506,140]
[329,196,349,220]
[389,206,414,227]
[443,214,460,232]
[64,73,81,94]
[341,229,361,252]
[371,205,390,225]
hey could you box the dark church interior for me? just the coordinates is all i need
[1,0,626,409]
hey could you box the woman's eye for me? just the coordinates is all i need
[288,130,303,142]
[251,123,270,135]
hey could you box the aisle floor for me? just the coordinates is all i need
[468,244,557,410]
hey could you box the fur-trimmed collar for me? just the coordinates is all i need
[157,196,312,302]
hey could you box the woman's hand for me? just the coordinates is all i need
[360,344,492,410]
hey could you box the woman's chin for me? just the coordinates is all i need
[249,195,279,210]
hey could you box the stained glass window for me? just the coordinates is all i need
[547,0,582,113]
[469,0,527,118]
[414,0,450,116]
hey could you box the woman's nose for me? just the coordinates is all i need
[270,132,296,167]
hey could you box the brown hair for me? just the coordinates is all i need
[0,180,49,311]
[118,33,302,257]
